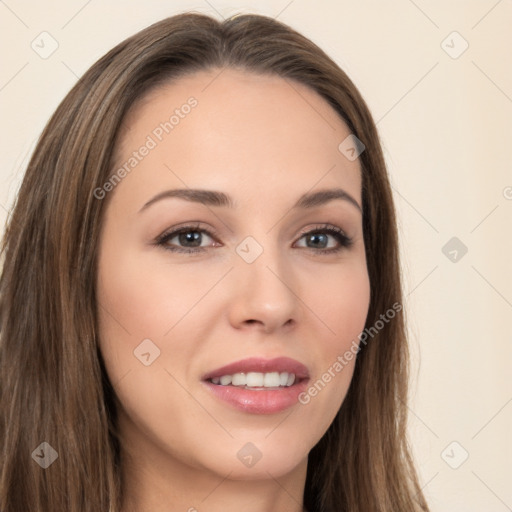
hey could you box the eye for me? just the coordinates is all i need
[154,223,353,255]
[155,223,219,254]
[294,224,353,254]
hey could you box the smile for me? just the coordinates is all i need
[209,371,296,388]
[202,357,310,414]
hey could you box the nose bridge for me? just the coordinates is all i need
[229,231,299,330]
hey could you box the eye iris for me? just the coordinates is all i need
[179,231,201,247]
[307,233,327,248]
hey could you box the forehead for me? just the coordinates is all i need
[112,68,362,209]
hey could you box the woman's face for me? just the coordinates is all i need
[96,68,370,485]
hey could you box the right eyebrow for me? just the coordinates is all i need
[139,189,234,213]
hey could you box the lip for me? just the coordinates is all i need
[202,357,310,415]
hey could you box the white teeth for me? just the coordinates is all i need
[263,372,281,387]
[246,372,264,387]
[231,373,247,386]
[219,375,232,386]
[210,372,297,388]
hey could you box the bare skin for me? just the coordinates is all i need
[96,68,370,512]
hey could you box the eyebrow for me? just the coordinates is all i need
[138,187,362,213]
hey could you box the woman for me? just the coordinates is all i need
[0,12,430,512]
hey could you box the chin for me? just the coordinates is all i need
[196,438,310,481]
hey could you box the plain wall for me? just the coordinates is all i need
[1,1,510,510]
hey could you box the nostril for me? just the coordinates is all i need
[244,319,262,326]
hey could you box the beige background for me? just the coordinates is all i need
[1,1,511,510]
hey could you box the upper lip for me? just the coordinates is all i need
[202,357,310,381]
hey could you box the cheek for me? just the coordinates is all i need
[95,241,175,386]
[298,261,370,425]
[96,240,217,341]
[95,239,223,405]
[95,246,207,452]
[309,259,371,348]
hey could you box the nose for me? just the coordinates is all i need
[227,244,300,334]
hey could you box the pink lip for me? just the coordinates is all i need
[202,357,310,381]
[202,357,310,415]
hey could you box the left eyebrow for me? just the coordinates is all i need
[293,188,362,213]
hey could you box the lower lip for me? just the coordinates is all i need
[203,379,309,414]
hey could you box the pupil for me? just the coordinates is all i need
[308,233,327,248]
[179,231,201,247]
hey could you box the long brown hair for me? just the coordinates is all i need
[0,12,429,512]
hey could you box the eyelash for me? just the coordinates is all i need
[154,222,353,255]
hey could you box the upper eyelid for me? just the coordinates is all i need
[158,224,219,241]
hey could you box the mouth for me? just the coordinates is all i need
[208,370,300,389]
[201,357,310,414]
